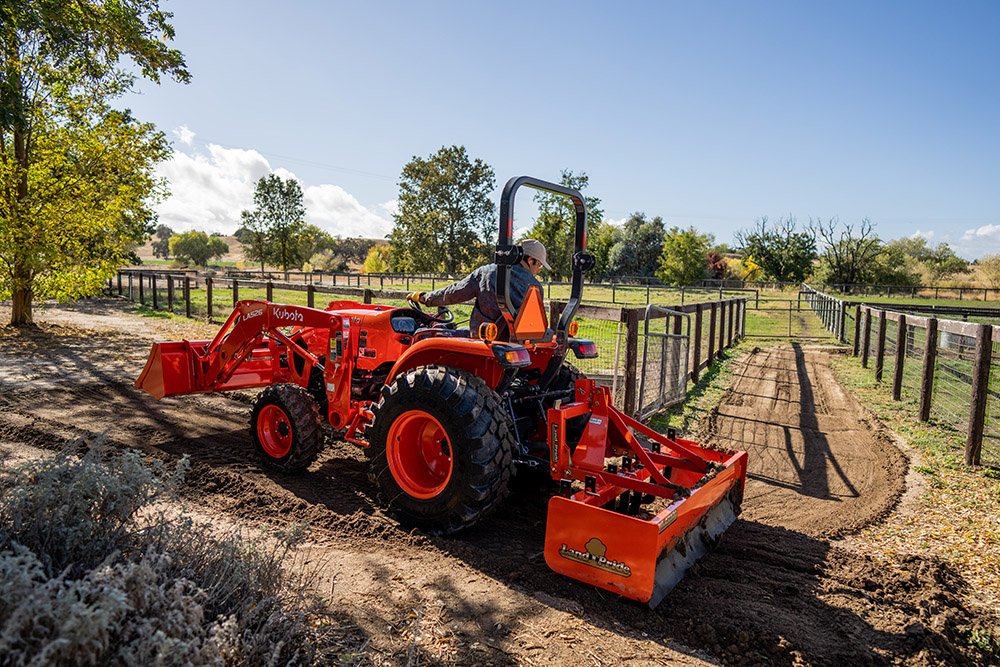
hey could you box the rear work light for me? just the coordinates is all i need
[491,344,532,368]
[569,339,598,359]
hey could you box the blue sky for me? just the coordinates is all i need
[122,1,1000,258]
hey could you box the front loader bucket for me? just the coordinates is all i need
[135,341,204,399]
[544,448,745,607]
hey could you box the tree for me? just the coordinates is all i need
[735,216,816,283]
[524,170,605,280]
[168,231,228,267]
[362,244,392,273]
[978,255,1000,288]
[389,146,495,273]
[888,237,968,283]
[240,174,306,273]
[296,224,336,264]
[151,225,174,259]
[657,227,713,286]
[811,218,884,286]
[0,1,188,326]
[604,212,666,278]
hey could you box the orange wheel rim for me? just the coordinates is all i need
[258,404,293,458]
[386,410,453,499]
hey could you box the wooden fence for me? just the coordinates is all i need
[111,270,745,417]
[801,285,998,466]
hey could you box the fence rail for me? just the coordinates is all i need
[111,270,745,418]
[801,285,1000,467]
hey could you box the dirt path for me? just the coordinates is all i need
[0,300,990,666]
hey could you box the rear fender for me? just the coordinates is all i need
[386,337,505,389]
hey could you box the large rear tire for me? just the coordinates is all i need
[366,365,514,534]
[250,384,324,472]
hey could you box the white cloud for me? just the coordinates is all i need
[911,229,935,241]
[953,224,1000,260]
[962,224,1000,242]
[173,125,195,146]
[304,185,393,238]
[154,128,393,238]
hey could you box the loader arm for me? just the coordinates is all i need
[135,301,347,402]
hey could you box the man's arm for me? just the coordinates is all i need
[422,268,481,307]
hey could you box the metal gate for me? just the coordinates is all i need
[636,305,690,419]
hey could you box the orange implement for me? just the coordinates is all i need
[543,380,748,607]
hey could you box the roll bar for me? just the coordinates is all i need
[495,176,594,387]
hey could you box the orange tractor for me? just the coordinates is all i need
[136,176,747,606]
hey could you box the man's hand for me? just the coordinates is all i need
[406,291,426,304]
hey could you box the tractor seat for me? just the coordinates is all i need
[412,327,471,343]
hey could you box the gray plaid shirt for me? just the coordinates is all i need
[423,263,541,334]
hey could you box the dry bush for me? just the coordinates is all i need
[0,438,340,666]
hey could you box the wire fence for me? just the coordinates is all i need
[801,284,1000,467]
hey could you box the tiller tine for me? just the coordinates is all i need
[543,381,748,607]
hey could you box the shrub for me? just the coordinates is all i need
[0,438,337,666]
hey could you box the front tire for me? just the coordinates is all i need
[250,384,324,472]
[366,365,514,534]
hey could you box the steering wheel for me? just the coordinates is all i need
[406,296,454,324]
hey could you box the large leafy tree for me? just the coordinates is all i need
[735,216,816,283]
[240,174,306,273]
[524,170,605,280]
[168,230,228,267]
[389,145,495,274]
[0,1,188,325]
[888,237,968,283]
[657,227,713,286]
[604,212,666,278]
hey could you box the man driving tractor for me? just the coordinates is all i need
[407,239,549,336]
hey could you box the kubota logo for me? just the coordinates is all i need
[273,308,303,323]
[559,537,631,578]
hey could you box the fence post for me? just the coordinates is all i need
[266,281,273,302]
[692,304,703,382]
[623,308,640,416]
[364,289,373,304]
[307,284,315,308]
[167,275,174,312]
[117,272,123,296]
[892,314,906,400]
[707,303,717,363]
[919,318,937,422]
[741,299,747,338]
[853,305,862,355]
[727,300,735,348]
[233,279,239,306]
[838,301,848,343]
[151,275,159,310]
[875,310,887,382]
[138,274,145,304]
[716,301,725,359]
[184,277,191,318]
[966,323,992,465]
[206,277,214,320]
[862,308,872,368]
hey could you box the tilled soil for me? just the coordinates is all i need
[0,300,993,666]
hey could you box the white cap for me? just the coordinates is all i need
[521,239,551,270]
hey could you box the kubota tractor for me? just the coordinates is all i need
[136,176,747,606]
